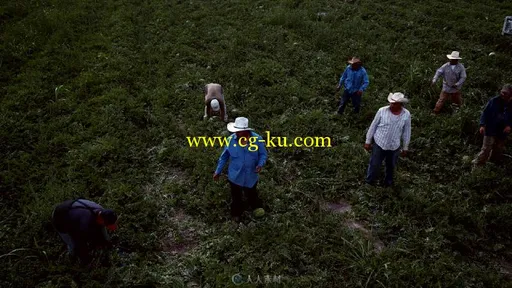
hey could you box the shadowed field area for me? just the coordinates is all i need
[2,0,512,287]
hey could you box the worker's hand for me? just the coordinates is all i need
[255,166,262,173]
[479,126,485,135]
[430,81,436,87]
[335,85,341,91]
[451,84,458,88]
[400,150,408,157]
[356,90,363,96]
[364,143,371,151]
[213,173,220,181]
[504,126,511,134]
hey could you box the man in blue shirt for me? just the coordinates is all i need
[473,84,512,166]
[335,57,370,115]
[213,117,268,222]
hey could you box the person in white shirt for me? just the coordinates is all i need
[204,83,228,122]
[431,51,467,114]
[364,92,411,187]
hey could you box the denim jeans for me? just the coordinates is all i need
[365,143,400,186]
[52,208,75,255]
[58,232,76,255]
[337,90,361,114]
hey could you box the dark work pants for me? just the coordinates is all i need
[338,90,361,114]
[229,181,263,217]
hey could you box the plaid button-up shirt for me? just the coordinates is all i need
[432,62,467,93]
[365,106,412,151]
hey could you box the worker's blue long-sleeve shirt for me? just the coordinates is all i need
[480,95,512,139]
[338,65,370,94]
[215,132,268,188]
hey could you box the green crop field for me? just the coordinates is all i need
[2,0,512,287]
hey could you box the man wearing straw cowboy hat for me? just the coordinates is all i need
[364,93,411,187]
[204,83,228,122]
[431,51,467,114]
[335,56,370,115]
[213,117,268,222]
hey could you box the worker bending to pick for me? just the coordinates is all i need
[204,83,228,122]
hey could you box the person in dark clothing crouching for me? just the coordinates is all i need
[52,198,118,266]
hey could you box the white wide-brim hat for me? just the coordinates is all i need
[348,57,362,64]
[387,92,409,103]
[446,51,462,60]
[227,117,254,132]
[210,99,220,111]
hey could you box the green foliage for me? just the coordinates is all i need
[2,0,512,287]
